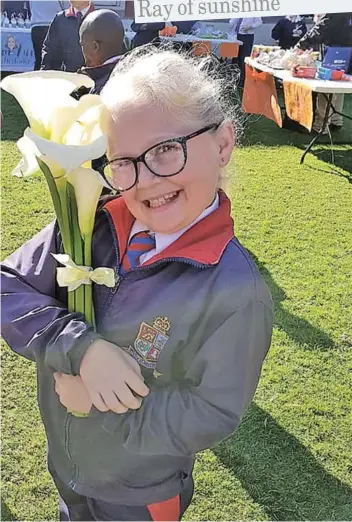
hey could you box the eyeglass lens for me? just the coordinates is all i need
[103,140,186,191]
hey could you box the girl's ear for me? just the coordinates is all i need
[217,121,235,167]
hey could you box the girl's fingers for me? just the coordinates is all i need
[91,392,109,412]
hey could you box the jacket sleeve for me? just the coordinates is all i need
[130,21,144,32]
[296,14,332,50]
[300,22,308,38]
[40,14,63,70]
[98,299,273,457]
[1,222,101,373]
[271,20,282,41]
[131,22,165,32]
[249,17,262,30]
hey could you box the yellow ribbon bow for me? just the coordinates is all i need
[52,254,115,292]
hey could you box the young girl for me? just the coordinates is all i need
[1,48,273,521]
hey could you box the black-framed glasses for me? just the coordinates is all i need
[99,122,222,192]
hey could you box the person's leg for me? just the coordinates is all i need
[330,94,345,127]
[238,34,254,87]
[313,93,331,133]
[31,26,48,70]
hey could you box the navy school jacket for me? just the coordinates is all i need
[40,4,94,72]
[1,191,273,504]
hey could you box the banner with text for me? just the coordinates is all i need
[1,29,35,72]
[133,0,350,22]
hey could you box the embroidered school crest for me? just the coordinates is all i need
[126,317,171,370]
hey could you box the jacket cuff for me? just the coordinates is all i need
[68,331,102,375]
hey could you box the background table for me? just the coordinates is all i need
[245,58,352,95]
[125,30,242,54]
[1,26,35,72]
[244,57,352,163]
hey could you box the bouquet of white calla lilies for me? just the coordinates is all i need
[1,71,114,327]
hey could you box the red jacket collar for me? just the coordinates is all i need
[65,4,94,18]
[103,190,235,266]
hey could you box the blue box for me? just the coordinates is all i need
[317,67,333,80]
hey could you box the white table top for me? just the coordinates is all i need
[125,30,241,46]
[161,33,242,45]
[245,58,352,94]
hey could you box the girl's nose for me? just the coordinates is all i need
[136,161,160,187]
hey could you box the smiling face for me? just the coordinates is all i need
[7,36,16,50]
[106,104,234,234]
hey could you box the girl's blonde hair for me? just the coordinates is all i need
[101,46,239,188]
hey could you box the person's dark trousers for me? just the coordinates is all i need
[31,26,49,70]
[237,33,255,88]
[48,458,194,521]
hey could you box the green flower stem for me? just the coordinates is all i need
[37,159,75,312]
[37,158,64,236]
[83,233,94,326]
[67,183,85,316]
[56,177,75,312]
[56,178,73,257]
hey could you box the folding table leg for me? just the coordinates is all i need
[300,93,333,165]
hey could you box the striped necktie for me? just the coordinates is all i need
[235,18,243,34]
[120,231,156,275]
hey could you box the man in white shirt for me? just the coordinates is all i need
[229,17,262,85]
[30,0,62,69]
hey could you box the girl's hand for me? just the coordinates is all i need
[79,339,150,414]
[54,373,92,414]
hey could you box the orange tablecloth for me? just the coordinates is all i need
[242,65,282,127]
[283,80,313,131]
[243,64,314,131]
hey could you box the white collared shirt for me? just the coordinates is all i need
[229,17,262,35]
[129,194,219,265]
[73,6,90,17]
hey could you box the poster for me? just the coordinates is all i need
[1,29,35,72]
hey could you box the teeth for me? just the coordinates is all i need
[149,192,178,208]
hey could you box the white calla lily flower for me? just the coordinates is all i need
[67,167,107,237]
[24,128,107,175]
[49,94,103,144]
[3,70,111,330]
[14,132,65,178]
[13,134,42,178]
[0,71,94,138]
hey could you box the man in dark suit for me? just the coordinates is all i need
[40,0,94,72]
[131,21,165,48]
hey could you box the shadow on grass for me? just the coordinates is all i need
[214,403,352,521]
[1,500,15,521]
[308,146,352,176]
[240,94,352,169]
[249,251,335,350]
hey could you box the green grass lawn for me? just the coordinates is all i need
[1,89,352,521]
